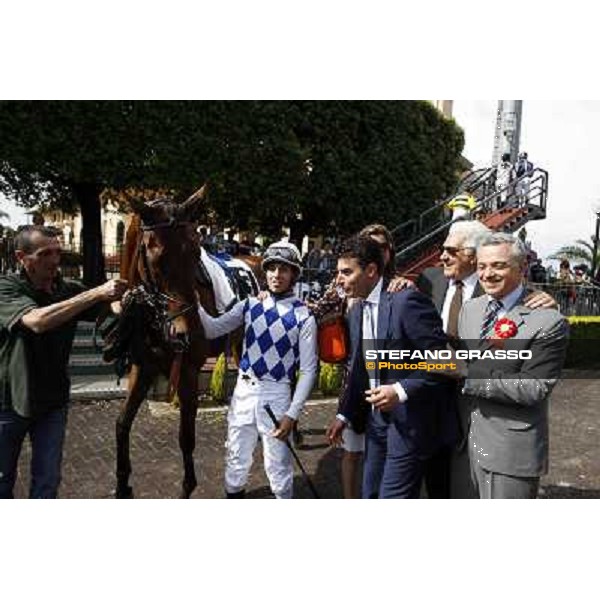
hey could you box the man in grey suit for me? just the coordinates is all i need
[417,221,556,498]
[458,232,568,499]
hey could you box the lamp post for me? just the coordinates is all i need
[592,211,600,278]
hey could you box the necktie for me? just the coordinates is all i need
[447,280,464,338]
[480,299,503,339]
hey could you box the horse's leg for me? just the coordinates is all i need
[115,364,153,499]
[177,363,200,499]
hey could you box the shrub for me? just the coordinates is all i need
[210,353,227,403]
[319,362,344,396]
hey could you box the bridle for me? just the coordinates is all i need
[127,212,203,399]
[137,216,196,314]
[134,214,198,349]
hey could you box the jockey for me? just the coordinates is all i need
[197,241,318,498]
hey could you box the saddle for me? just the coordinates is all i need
[204,251,259,301]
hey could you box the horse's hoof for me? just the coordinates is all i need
[115,486,134,499]
[180,482,197,499]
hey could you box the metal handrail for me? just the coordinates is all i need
[390,166,498,244]
[394,168,549,271]
[529,281,600,316]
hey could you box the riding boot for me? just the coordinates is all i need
[226,490,246,499]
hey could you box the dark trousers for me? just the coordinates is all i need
[424,445,453,498]
[0,406,68,499]
[362,410,426,499]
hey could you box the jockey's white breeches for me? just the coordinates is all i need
[224,374,294,499]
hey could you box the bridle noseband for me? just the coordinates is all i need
[136,215,197,348]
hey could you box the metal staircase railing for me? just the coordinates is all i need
[390,166,498,259]
[394,167,549,275]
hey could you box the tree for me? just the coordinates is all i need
[0,101,214,285]
[549,237,600,268]
[204,101,465,244]
[0,101,464,283]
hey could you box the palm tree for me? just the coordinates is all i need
[548,236,599,269]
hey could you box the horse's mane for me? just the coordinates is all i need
[120,214,141,284]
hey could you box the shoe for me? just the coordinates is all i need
[226,490,246,499]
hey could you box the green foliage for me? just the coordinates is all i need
[0,101,464,280]
[319,362,344,396]
[204,101,465,239]
[565,316,600,368]
[549,237,599,268]
[210,352,227,403]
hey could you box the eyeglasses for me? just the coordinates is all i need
[441,246,473,256]
[264,247,299,262]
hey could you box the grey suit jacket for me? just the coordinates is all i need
[458,291,569,477]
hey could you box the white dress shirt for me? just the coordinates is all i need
[362,278,408,404]
[488,284,524,318]
[441,270,479,333]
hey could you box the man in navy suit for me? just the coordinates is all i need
[326,235,457,499]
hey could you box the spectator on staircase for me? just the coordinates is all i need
[514,151,534,206]
[495,152,515,209]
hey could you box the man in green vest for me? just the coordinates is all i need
[0,225,127,498]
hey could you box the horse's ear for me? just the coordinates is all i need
[128,196,153,221]
[177,183,208,221]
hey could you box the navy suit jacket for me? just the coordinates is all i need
[338,286,458,452]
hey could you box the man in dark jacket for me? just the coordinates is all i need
[326,234,457,498]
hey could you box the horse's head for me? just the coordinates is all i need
[129,184,207,231]
[127,184,207,293]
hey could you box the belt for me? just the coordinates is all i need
[241,373,257,386]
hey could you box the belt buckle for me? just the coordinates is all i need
[241,373,255,385]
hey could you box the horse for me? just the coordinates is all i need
[114,185,215,499]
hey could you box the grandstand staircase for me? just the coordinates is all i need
[393,167,549,277]
[68,322,236,400]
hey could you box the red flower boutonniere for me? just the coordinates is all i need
[487,318,519,348]
[494,318,519,339]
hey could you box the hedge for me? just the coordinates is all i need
[565,316,600,369]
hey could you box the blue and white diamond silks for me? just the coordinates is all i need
[239,295,311,382]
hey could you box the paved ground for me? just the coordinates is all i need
[13,373,600,499]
